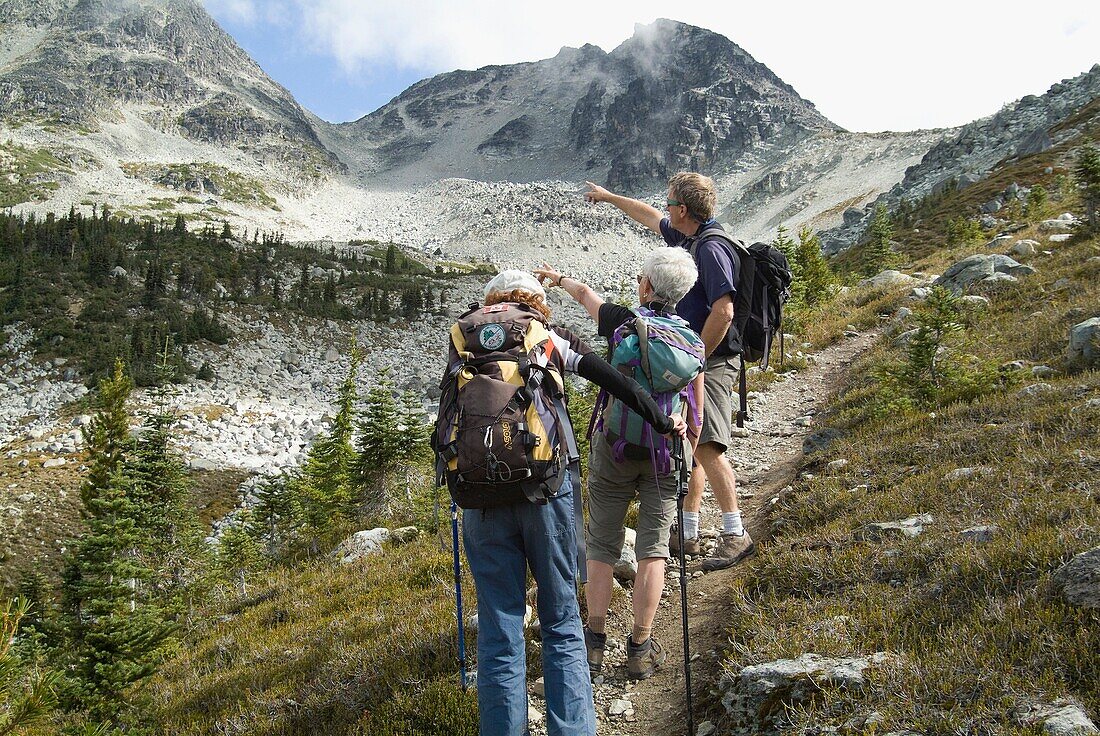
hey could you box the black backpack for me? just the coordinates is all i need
[686,225,793,426]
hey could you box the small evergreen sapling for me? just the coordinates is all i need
[1075,142,1100,231]
[862,203,898,276]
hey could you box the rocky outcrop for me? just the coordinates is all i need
[342,19,839,193]
[0,0,341,173]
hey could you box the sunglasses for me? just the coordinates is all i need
[666,199,685,208]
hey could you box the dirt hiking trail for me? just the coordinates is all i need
[584,330,880,736]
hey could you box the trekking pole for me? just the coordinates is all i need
[674,436,695,736]
[450,500,468,691]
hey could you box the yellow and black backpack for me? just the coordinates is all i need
[433,302,575,509]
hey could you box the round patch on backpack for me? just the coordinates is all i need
[479,323,507,351]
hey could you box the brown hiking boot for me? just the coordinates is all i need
[626,636,667,680]
[669,526,702,556]
[584,626,606,676]
[701,531,755,571]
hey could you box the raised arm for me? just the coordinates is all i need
[534,263,603,322]
[585,181,663,234]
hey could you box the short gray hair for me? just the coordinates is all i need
[643,248,698,305]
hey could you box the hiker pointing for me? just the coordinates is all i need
[585,173,755,571]
[535,248,703,680]
[434,270,685,736]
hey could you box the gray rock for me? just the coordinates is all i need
[1020,700,1099,736]
[42,457,67,468]
[1068,318,1100,363]
[1052,546,1100,609]
[980,198,1003,214]
[1018,383,1055,398]
[1010,240,1037,257]
[389,526,420,544]
[893,328,921,347]
[980,214,998,229]
[979,272,1018,287]
[1039,219,1076,232]
[804,429,844,455]
[987,234,1014,249]
[944,467,995,481]
[892,307,913,322]
[333,528,390,564]
[959,525,999,543]
[859,270,916,289]
[324,347,340,362]
[719,652,893,734]
[1032,365,1056,378]
[608,699,633,716]
[828,459,849,472]
[614,544,638,582]
[1049,233,1073,243]
[842,207,864,226]
[958,295,990,308]
[854,514,933,541]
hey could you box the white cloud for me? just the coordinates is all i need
[257,0,1100,131]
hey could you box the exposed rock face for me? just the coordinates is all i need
[822,64,1100,252]
[0,0,341,172]
[341,19,840,193]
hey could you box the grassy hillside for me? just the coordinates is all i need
[716,207,1099,730]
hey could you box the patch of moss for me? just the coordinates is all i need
[122,161,279,210]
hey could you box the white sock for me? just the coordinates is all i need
[682,511,700,540]
[723,511,745,536]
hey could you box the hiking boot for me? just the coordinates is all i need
[584,626,606,676]
[701,531,755,571]
[669,526,702,556]
[626,636,666,680]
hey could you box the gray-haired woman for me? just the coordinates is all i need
[535,248,703,681]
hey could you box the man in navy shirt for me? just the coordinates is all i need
[583,172,754,571]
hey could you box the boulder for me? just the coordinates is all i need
[854,514,933,541]
[987,234,1014,249]
[859,270,916,289]
[958,295,990,308]
[842,207,864,226]
[1068,318,1100,363]
[1018,700,1099,736]
[1052,546,1100,609]
[1018,383,1055,398]
[1010,240,1037,257]
[614,544,638,582]
[1038,219,1075,232]
[936,254,1030,293]
[720,652,893,734]
[980,198,1003,214]
[1049,234,1073,243]
[389,526,420,544]
[333,528,389,564]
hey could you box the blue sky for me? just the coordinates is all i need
[202,0,1100,131]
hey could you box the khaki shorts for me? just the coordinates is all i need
[699,355,740,452]
[585,432,690,564]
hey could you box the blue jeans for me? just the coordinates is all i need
[462,473,596,736]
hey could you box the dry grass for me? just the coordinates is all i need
[715,226,1100,733]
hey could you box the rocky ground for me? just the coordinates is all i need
[519,329,881,735]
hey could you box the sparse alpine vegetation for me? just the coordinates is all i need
[0,142,69,208]
[121,162,280,211]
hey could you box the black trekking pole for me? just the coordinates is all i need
[451,500,469,691]
[674,436,695,736]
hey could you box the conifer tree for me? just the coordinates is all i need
[862,203,897,276]
[80,360,133,509]
[250,473,297,559]
[355,369,402,509]
[1075,142,1100,231]
[290,346,361,552]
[61,468,175,724]
[772,224,797,270]
[901,286,963,406]
[794,226,836,308]
[216,513,263,596]
[1026,183,1048,220]
[1,598,59,734]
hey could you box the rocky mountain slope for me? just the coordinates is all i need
[337,19,838,192]
[822,63,1100,252]
[0,5,945,248]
